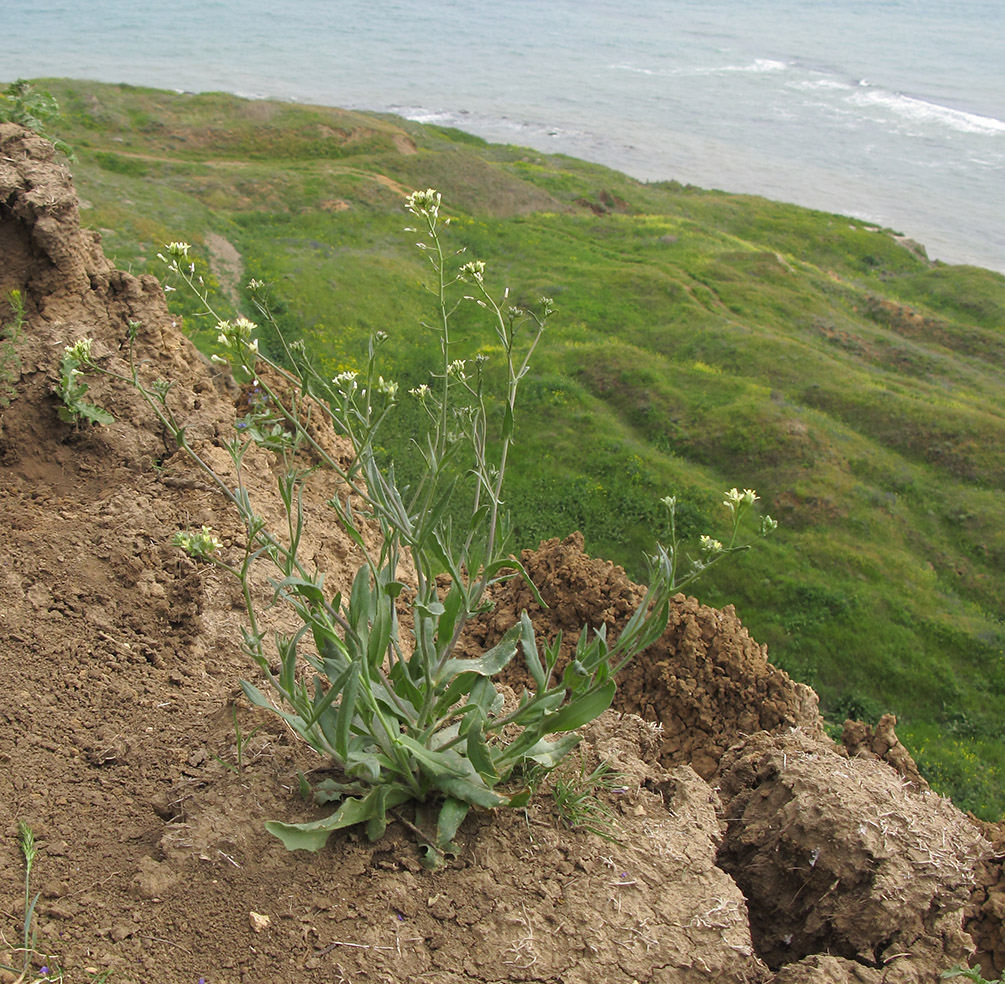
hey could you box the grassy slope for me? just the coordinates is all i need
[36,79,1005,818]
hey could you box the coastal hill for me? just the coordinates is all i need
[23,79,1005,822]
[2,118,1005,984]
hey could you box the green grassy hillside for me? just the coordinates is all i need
[28,79,1005,817]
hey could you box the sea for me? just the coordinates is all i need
[6,0,1005,272]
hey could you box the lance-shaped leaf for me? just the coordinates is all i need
[266,783,412,852]
[542,681,617,735]
[436,621,521,685]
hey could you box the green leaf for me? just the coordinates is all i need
[366,813,388,842]
[465,720,498,782]
[395,735,508,808]
[433,671,478,718]
[435,796,470,855]
[543,681,616,734]
[502,401,515,441]
[416,599,446,619]
[414,476,458,556]
[437,621,520,684]
[523,733,582,768]
[436,772,509,808]
[519,611,547,690]
[366,593,392,671]
[345,743,384,784]
[265,784,411,852]
[335,661,362,760]
[435,582,466,648]
[348,564,373,640]
[388,660,424,715]
[241,680,304,730]
[304,664,353,730]
[273,574,326,604]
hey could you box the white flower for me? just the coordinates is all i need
[724,487,756,507]
[409,384,431,400]
[64,338,93,363]
[700,535,724,555]
[404,188,441,217]
[165,241,191,258]
[172,525,222,559]
[660,495,677,510]
[217,317,258,352]
[376,376,398,399]
[459,260,486,282]
[447,359,467,379]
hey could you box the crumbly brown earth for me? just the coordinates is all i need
[1,123,1003,984]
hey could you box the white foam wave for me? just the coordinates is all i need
[609,58,787,78]
[850,89,1005,135]
[787,77,854,93]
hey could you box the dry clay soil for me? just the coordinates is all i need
[2,124,1005,984]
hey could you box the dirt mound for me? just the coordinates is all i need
[716,730,985,980]
[463,532,823,778]
[0,124,997,984]
[968,818,1005,979]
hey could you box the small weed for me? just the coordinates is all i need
[55,339,114,428]
[212,703,265,773]
[943,966,1004,983]
[0,80,75,159]
[1,821,42,981]
[552,759,626,842]
[0,289,25,409]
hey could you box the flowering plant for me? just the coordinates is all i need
[70,191,774,865]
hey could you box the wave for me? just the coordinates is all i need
[609,58,787,78]
[849,89,1005,135]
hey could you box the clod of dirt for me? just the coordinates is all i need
[715,729,989,980]
[841,713,927,788]
[466,532,823,778]
[967,818,1005,979]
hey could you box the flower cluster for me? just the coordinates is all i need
[172,526,222,559]
[63,337,94,365]
[214,317,260,369]
[723,487,758,514]
[699,535,724,555]
[404,188,441,218]
[459,259,486,283]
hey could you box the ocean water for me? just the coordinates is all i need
[7,0,1004,271]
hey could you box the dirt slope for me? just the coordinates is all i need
[1,123,1001,984]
